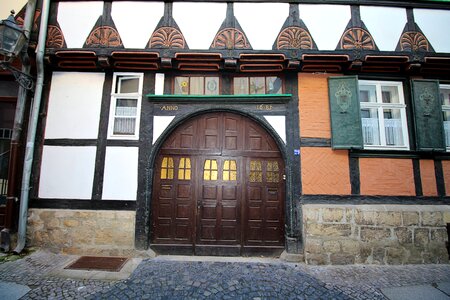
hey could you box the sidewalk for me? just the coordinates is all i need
[0,250,449,299]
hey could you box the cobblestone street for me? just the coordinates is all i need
[1,251,450,299]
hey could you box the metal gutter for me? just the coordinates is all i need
[0,0,36,252]
[14,0,50,254]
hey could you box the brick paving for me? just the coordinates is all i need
[0,250,449,299]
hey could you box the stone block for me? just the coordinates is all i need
[46,218,60,229]
[427,244,450,264]
[74,211,96,219]
[372,247,386,264]
[306,224,352,237]
[394,227,413,244]
[355,210,378,226]
[422,212,445,227]
[304,238,323,254]
[356,245,372,264]
[385,247,406,264]
[431,228,448,243]
[378,212,402,226]
[345,208,353,223]
[414,228,430,247]
[341,239,360,255]
[63,219,80,228]
[360,227,391,242]
[303,208,320,223]
[402,212,420,226]
[95,230,114,245]
[323,240,341,253]
[322,208,344,223]
[305,254,328,265]
[403,246,423,264]
[330,253,355,265]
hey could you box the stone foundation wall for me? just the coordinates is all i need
[27,209,137,256]
[303,204,450,265]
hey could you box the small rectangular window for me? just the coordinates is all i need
[233,76,282,95]
[109,73,143,139]
[174,76,219,95]
[441,84,450,149]
[359,80,409,150]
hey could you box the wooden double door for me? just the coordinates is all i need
[151,112,285,255]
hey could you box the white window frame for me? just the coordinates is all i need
[108,72,143,140]
[359,80,410,150]
[440,84,450,151]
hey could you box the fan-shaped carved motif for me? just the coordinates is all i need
[400,32,430,52]
[340,28,375,50]
[46,25,65,48]
[85,26,122,48]
[277,27,313,50]
[211,28,251,50]
[149,27,186,49]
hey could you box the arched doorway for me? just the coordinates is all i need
[151,112,285,256]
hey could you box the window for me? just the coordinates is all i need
[441,84,450,149]
[223,160,237,181]
[359,80,409,150]
[174,76,219,95]
[161,157,174,179]
[249,160,262,183]
[108,73,143,139]
[203,159,218,181]
[233,76,282,95]
[178,157,191,180]
[266,161,280,183]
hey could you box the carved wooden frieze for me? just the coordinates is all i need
[276,27,313,50]
[399,31,430,52]
[211,28,251,50]
[85,26,123,48]
[340,28,376,50]
[149,27,186,49]
[46,25,66,48]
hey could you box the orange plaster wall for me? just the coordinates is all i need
[442,161,450,196]
[301,147,350,195]
[359,158,415,196]
[298,73,340,139]
[420,160,437,196]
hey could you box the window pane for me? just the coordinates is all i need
[115,99,137,116]
[267,161,280,183]
[223,159,237,181]
[178,157,191,180]
[381,85,400,104]
[266,77,282,94]
[205,77,219,95]
[161,157,174,179]
[384,109,404,146]
[113,99,137,135]
[234,78,249,95]
[174,77,189,95]
[250,77,265,94]
[441,88,450,106]
[361,108,380,145]
[443,111,450,147]
[204,159,218,181]
[249,160,262,183]
[359,85,376,103]
[117,77,139,93]
[190,77,204,95]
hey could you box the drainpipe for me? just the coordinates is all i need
[0,0,36,252]
[14,0,50,254]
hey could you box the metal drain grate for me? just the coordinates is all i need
[65,256,129,272]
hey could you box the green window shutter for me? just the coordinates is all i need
[411,80,445,151]
[328,76,363,149]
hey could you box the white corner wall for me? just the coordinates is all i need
[39,146,96,199]
[102,147,139,200]
[58,1,103,48]
[45,72,104,139]
[264,115,286,144]
[414,9,450,53]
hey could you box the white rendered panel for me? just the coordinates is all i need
[112,1,164,48]
[58,1,103,48]
[173,2,226,49]
[155,73,165,95]
[45,72,104,139]
[102,147,138,200]
[153,116,175,144]
[361,6,406,51]
[39,146,96,199]
[414,9,450,53]
[264,115,286,144]
[299,5,350,50]
[235,3,288,50]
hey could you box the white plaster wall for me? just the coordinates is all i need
[102,147,139,200]
[361,6,406,51]
[414,9,450,53]
[174,2,226,49]
[39,146,96,199]
[112,1,164,48]
[299,5,350,50]
[58,1,103,48]
[264,115,286,144]
[234,3,288,50]
[153,116,175,144]
[45,72,104,139]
